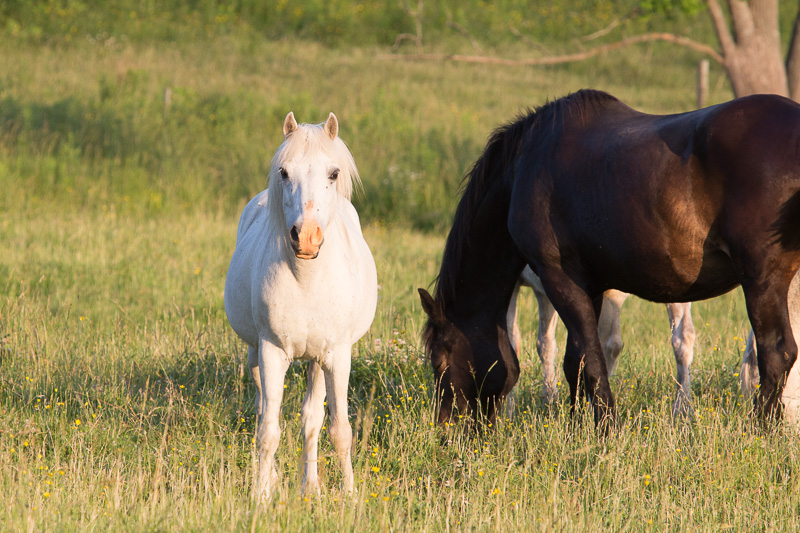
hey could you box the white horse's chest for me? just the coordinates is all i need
[257,258,364,358]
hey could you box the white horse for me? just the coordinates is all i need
[509,266,696,416]
[224,112,377,501]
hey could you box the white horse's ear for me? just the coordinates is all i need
[324,112,338,140]
[283,112,298,138]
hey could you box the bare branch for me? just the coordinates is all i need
[581,18,622,42]
[392,33,423,53]
[508,26,546,53]
[786,10,800,100]
[380,33,723,67]
[728,0,755,42]
[706,0,736,57]
[446,17,482,52]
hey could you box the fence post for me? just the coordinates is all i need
[163,87,172,116]
[697,59,709,109]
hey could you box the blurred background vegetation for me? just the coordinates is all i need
[2,0,795,230]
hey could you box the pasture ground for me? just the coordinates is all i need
[2,207,798,531]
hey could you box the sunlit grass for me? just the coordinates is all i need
[2,208,800,530]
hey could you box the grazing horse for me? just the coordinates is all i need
[513,266,696,416]
[225,112,377,500]
[420,90,800,427]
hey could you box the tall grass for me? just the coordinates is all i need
[2,209,799,530]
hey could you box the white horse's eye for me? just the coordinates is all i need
[330,169,339,181]
[279,167,289,180]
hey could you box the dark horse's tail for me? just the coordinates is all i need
[772,189,800,251]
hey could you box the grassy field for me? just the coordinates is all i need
[3,7,800,530]
[3,207,799,530]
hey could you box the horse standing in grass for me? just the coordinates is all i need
[513,266,696,417]
[225,112,377,500]
[420,90,800,428]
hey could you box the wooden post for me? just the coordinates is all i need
[697,59,709,109]
[163,87,172,116]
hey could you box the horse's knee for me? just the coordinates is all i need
[328,418,353,452]
[256,420,281,454]
[763,337,798,383]
[740,331,759,397]
[602,334,623,375]
[673,326,696,359]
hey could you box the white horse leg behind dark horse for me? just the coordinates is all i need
[519,266,696,414]
[526,274,560,403]
[666,302,696,416]
[741,271,800,425]
[596,289,628,375]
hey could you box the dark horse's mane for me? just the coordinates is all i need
[422,90,620,351]
[430,89,620,310]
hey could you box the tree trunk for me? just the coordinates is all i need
[786,5,800,101]
[706,0,789,97]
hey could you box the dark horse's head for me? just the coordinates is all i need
[419,288,518,427]
[418,114,535,427]
[419,287,478,425]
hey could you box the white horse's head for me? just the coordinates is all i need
[269,112,359,260]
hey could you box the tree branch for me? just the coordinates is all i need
[706,0,736,57]
[508,26,546,53]
[786,8,800,100]
[379,33,723,67]
[728,0,755,42]
[581,17,622,42]
[392,33,423,52]
[447,18,482,52]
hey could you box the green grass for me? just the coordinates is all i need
[2,207,800,531]
[0,34,733,230]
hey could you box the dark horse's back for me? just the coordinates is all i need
[509,90,800,304]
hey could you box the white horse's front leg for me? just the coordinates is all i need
[248,346,261,425]
[741,331,759,398]
[323,348,354,494]
[529,277,560,404]
[255,340,290,503]
[300,360,326,494]
[781,272,800,425]
[667,302,695,417]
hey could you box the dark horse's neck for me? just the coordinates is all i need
[437,185,526,326]
[435,117,533,334]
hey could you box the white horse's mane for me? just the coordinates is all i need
[268,121,360,201]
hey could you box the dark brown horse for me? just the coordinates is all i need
[420,89,800,427]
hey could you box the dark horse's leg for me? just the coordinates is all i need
[537,268,615,427]
[741,272,798,421]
